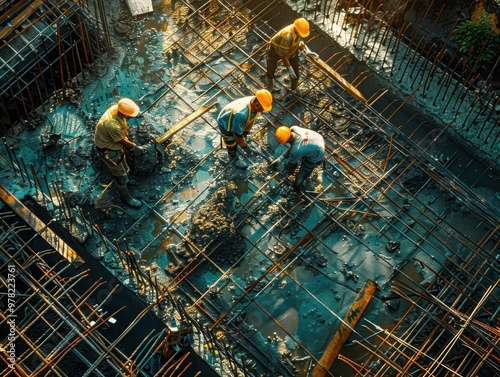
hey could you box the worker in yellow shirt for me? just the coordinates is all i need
[94,98,145,208]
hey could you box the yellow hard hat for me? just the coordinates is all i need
[255,89,273,112]
[275,126,291,144]
[294,18,310,38]
[117,98,140,117]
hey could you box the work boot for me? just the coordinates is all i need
[233,158,248,170]
[266,77,274,91]
[116,185,142,208]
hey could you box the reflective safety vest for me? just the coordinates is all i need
[217,97,258,136]
[270,24,301,58]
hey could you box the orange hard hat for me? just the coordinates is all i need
[294,18,310,38]
[255,89,273,112]
[117,98,140,117]
[275,126,291,144]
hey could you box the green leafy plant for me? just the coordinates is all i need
[452,11,500,72]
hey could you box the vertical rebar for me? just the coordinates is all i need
[422,45,447,97]
[489,119,500,148]
[10,145,27,181]
[366,9,386,61]
[399,36,424,83]
[94,223,110,251]
[57,21,65,88]
[412,43,435,90]
[113,238,126,269]
[482,116,500,144]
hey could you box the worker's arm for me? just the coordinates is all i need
[120,138,136,149]
[121,137,145,154]
[299,41,319,59]
[271,144,294,169]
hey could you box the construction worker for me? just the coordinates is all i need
[94,98,145,208]
[266,18,318,91]
[217,89,273,169]
[272,125,325,192]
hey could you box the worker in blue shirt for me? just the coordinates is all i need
[217,90,273,169]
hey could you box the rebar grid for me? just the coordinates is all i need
[81,1,498,375]
[0,0,112,126]
[0,207,164,376]
[1,0,499,376]
[77,1,498,375]
[339,227,500,376]
[288,0,500,149]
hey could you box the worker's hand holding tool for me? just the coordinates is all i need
[306,50,319,59]
[302,43,319,59]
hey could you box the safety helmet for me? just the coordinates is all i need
[255,89,273,112]
[117,98,140,117]
[275,126,291,144]
[294,18,310,38]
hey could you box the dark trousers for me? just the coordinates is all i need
[219,126,239,159]
[266,48,299,84]
[293,158,321,192]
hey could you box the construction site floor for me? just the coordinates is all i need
[1,0,499,376]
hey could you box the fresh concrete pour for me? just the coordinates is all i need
[1,0,499,376]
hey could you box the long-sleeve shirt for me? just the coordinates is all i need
[288,126,325,165]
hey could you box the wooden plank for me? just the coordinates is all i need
[0,0,44,41]
[0,0,31,25]
[307,55,367,103]
[0,183,84,267]
[155,103,218,144]
[312,280,377,377]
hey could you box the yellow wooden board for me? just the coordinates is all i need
[312,280,377,377]
[0,183,84,267]
[155,103,218,144]
[0,0,44,41]
[307,56,367,103]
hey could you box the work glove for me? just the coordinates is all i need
[130,145,145,155]
[303,44,319,60]
[306,51,319,59]
[287,65,298,81]
[270,154,286,169]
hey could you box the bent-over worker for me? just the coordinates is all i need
[272,125,325,192]
[217,89,273,169]
[94,98,145,208]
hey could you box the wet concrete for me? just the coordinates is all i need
[0,0,499,376]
